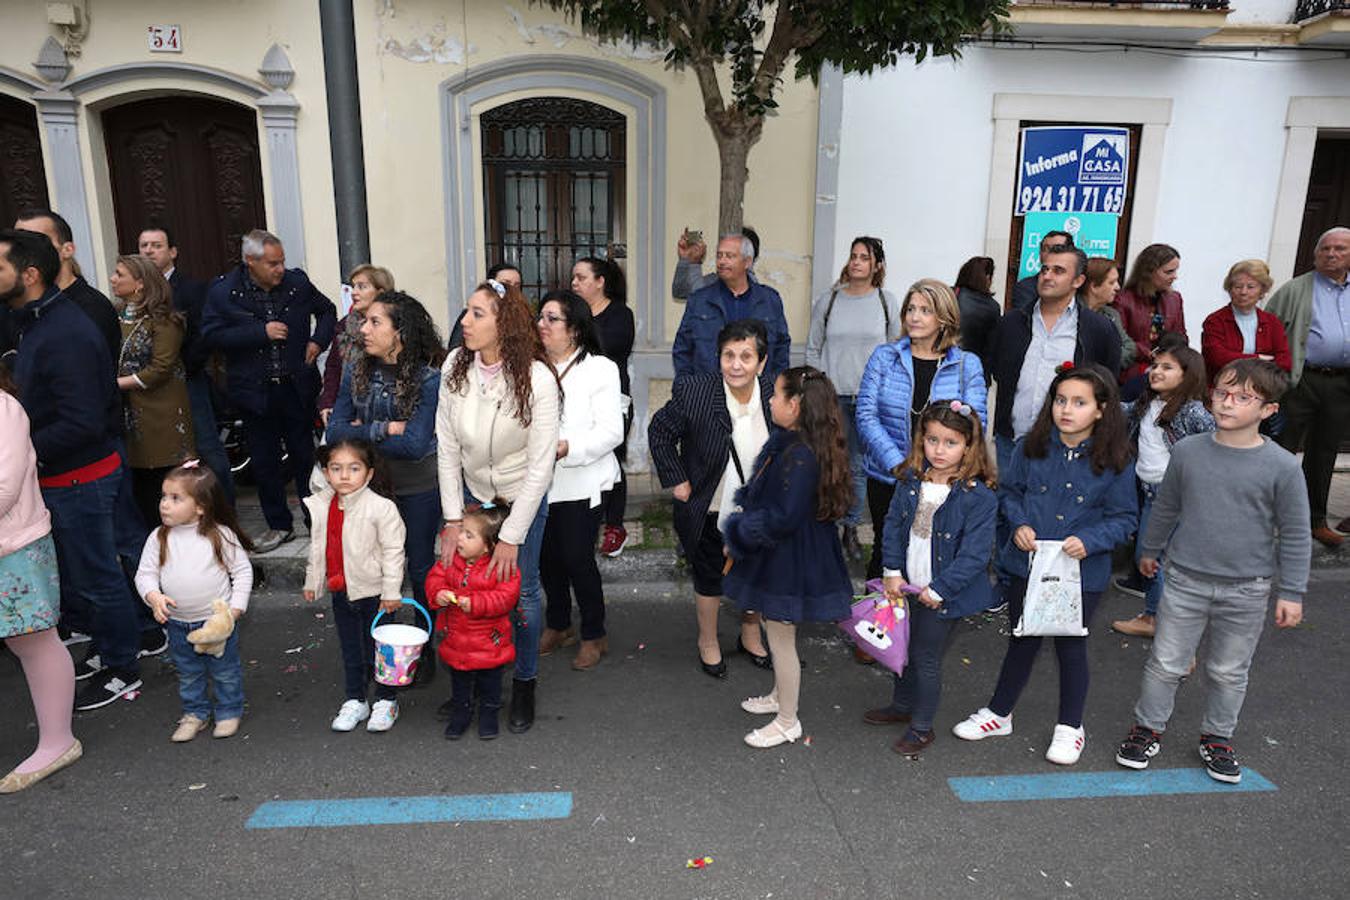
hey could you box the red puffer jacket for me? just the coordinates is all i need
[425,553,520,671]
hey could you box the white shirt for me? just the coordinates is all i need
[134,524,253,622]
[904,481,952,589]
[714,379,769,529]
[1135,399,1170,485]
[1011,299,1080,439]
[550,349,623,507]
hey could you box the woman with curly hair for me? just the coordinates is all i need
[437,279,560,733]
[326,291,443,616]
[108,253,195,526]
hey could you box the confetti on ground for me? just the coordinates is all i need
[686,856,713,870]
[803,736,813,747]
[315,613,325,619]
[637,643,647,650]
[961,658,971,666]
[188,783,206,791]
[284,646,303,654]
[122,690,140,701]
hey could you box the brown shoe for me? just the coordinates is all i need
[1336,517,1350,534]
[572,637,608,671]
[539,626,578,656]
[863,707,912,726]
[1312,525,1344,548]
[852,646,876,666]
[892,729,935,756]
[1111,613,1156,638]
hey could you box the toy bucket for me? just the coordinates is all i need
[370,598,433,687]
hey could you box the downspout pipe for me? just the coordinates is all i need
[318,0,370,277]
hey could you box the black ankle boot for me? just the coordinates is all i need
[443,700,472,740]
[478,701,501,740]
[507,678,535,734]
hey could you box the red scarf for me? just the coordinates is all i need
[325,494,346,592]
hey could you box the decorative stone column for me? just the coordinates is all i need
[31,88,96,277]
[257,44,307,270]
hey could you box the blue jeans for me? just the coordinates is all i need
[467,488,548,682]
[42,466,142,671]
[887,602,957,732]
[395,489,440,606]
[166,617,244,719]
[838,395,865,527]
[1134,565,1271,737]
[187,373,236,506]
[1135,480,1165,615]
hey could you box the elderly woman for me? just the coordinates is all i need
[806,236,901,561]
[320,264,395,425]
[536,290,623,670]
[436,279,559,733]
[0,366,80,793]
[1078,256,1136,377]
[1201,259,1292,380]
[856,278,987,582]
[108,254,195,527]
[648,319,775,678]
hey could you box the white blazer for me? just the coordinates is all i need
[550,350,623,507]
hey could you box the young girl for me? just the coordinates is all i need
[425,503,521,740]
[1112,341,1215,638]
[134,461,254,742]
[303,438,407,734]
[722,366,854,749]
[954,364,1136,765]
[867,401,997,756]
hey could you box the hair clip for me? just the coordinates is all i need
[181,458,201,469]
[949,400,972,417]
[1055,360,1075,375]
[479,500,496,510]
[486,279,507,298]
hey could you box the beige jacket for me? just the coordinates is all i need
[303,484,407,601]
[436,350,560,545]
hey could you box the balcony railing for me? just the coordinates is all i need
[1296,1,1350,21]
[1013,1,1229,7]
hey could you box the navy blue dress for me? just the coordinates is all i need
[723,430,853,623]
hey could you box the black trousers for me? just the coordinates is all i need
[599,408,635,528]
[540,499,607,639]
[1277,367,1350,524]
[242,379,315,532]
[449,665,504,712]
[865,478,898,581]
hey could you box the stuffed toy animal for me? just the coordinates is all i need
[186,599,235,658]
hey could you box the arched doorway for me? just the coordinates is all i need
[102,95,266,280]
[0,94,49,225]
[481,96,627,300]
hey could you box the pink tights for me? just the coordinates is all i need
[5,627,76,774]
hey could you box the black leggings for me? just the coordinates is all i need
[540,499,606,640]
[865,478,897,581]
[599,408,634,528]
[988,578,1102,728]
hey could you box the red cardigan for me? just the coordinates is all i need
[1113,288,1187,382]
[1200,305,1292,382]
[425,553,520,671]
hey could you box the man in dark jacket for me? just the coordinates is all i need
[1011,230,1075,314]
[203,230,335,551]
[138,225,235,504]
[672,234,790,379]
[0,228,147,711]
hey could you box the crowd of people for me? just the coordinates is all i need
[0,209,1345,793]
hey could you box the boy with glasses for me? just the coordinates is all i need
[1114,359,1310,783]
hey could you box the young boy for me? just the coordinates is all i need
[1114,359,1310,784]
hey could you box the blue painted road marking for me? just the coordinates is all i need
[949,768,1276,803]
[245,791,573,829]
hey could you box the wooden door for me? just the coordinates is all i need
[103,96,266,281]
[1295,136,1350,276]
[0,94,50,227]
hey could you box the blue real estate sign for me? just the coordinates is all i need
[1015,126,1129,216]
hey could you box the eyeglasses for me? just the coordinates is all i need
[538,313,565,325]
[1210,387,1263,406]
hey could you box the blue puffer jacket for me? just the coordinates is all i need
[997,432,1137,592]
[882,471,997,619]
[855,340,987,483]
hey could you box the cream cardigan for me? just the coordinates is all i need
[303,484,407,601]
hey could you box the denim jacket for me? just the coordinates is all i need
[998,432,1137,592]
[326,364,439,461]
[882,470,997,618]
[1123,397,1215,449]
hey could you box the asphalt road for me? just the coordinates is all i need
[3,560,1347,900]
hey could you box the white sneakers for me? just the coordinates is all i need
[952,707,1013,741]
[367,700,399,733]
[331,699,370,732]
[1045,724,1086,765]
[740,694,779,715]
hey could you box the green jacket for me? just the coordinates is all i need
[1264,271,1315,384]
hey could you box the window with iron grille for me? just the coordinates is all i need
[481,97,627,302]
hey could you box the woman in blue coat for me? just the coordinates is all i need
[856,278,987,580]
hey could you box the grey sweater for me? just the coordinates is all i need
[1141,433,1310,603]
[804,286,901,395]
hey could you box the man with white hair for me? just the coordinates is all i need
[1266,225,1350,547]
[672,233,790,378]
[203,229,336,551]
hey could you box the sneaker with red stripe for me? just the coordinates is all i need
[1045,724,1086,765]
[952,707,1012,741]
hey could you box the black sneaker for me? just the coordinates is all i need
[74,669,143,711]
[1115,724,1162,769]
[1113,574,1146,600]
[74,650,106,682]
[1198,734,1241,784]
[139,628,168,658]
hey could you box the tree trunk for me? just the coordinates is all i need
[709,111,764,237]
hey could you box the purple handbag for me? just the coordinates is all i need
[838,578,914,676]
